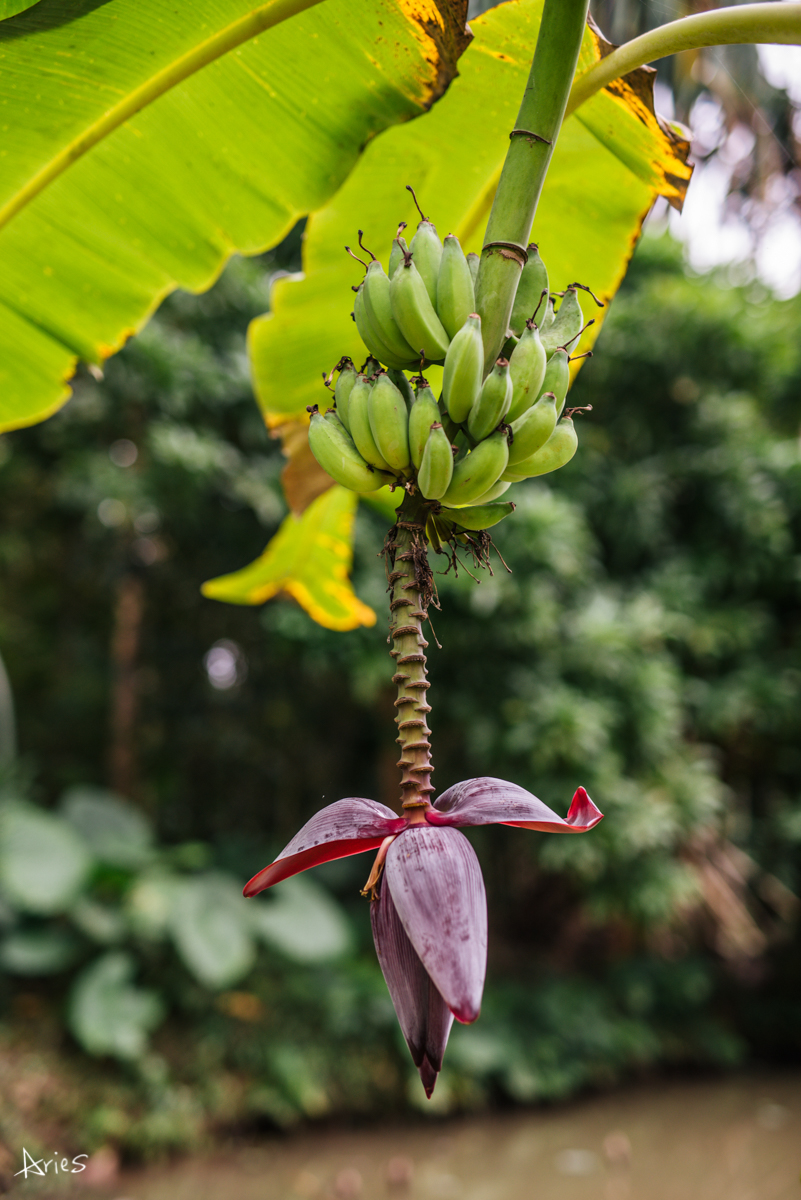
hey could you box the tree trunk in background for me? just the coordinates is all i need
[108,573,144,799]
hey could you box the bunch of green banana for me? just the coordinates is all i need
[307,190,602,551]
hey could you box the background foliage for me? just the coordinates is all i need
[1,230,800,1163]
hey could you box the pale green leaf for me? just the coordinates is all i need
[0,928,79,975]
[202,485,377,631]
[0,0,471,432]
[250,876,353,962]
[60,786,154,870]
[0,801,92,914]
[168,872,255,990]
[68,951,164,1059]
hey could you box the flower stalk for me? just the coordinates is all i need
[385,493,435,815]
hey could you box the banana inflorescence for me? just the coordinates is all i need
[310,189,601,546]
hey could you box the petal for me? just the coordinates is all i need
[370,875,453,1098]
[243,799,406,896]
[385,826,487,1025]
[428,778,603,833]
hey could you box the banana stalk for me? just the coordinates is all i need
[386,496,436,811]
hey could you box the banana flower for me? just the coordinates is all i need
[244,777,601,1096]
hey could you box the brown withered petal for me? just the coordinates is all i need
[385,826,487,1025]
[370,875,453,1098]
[428,778,603,833]
[243,798,406,896]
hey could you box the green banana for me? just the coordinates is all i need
[353,283,411,370]
[408,382,441,469]
[469,479,511,505]
[441,501,515,531]
[507,392,558,465]
[467,357,512,442]
[416,422,454,500]
[541,287,583,357]
[510,244,549,336]
[387,369,415,413]
[507,321,547,421]
[362,260,419,365]
[409,219,443,308]
[436,234,476,339]
[466,253,480,288]
[390,255,450,363]
[368,372,411,472]
[504,416,578,479]
[440,428,509,507]
[540,296,555,334]
[308,409,384,493]
[536,348,570,414]
[442,313,483,424]
[426,512,448,554]
[389,230,410,278]
[348,375,394,473]
[334,358,357,431]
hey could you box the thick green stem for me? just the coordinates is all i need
[567,4,801,118]
[386,494,435,814]
[475,0,590,369]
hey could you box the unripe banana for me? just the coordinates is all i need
[348,375,394,473]
[368,373,411,472]
[440,428,509,507]
[442,313,483,424]
[540,295,555,334]
[541,287,583,357]
[436,234,476,339]
[510,244,549,336]
[334,359,357,431]
[417,422,454,500]
[507,392,558,465]
[362,260,419,365]
[426,512,446,554]
[387,369,415,413]
[507,321,547,422]
[469,479,512,505]
[308,409,384,492]
[409,219,443,307]
[441,501,515,531]
[467,357,512,442]
[408,383,441,469]
[353,283,411,370]
[504,416,578,479]
[390,255,450,363]
[537,348,570,414]
[466,253,480,288]
[389,233,410,279]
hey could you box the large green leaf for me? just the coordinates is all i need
[168,872,255,990]
[202,484,377,630]
[0,801,92,915]
[68,951,164,1059]
[0,0,470,432]
[250,0,691,420]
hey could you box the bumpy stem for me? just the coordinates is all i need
[475,0,590,368]
[385,494,435,817]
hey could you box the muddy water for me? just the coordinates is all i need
[113,1074,800,1200]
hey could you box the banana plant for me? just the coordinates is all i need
[1,0,800,1096]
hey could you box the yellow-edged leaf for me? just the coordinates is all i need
[201,486,376,631]
[0,0,471,432]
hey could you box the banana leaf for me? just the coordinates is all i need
[0,0,471,432]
